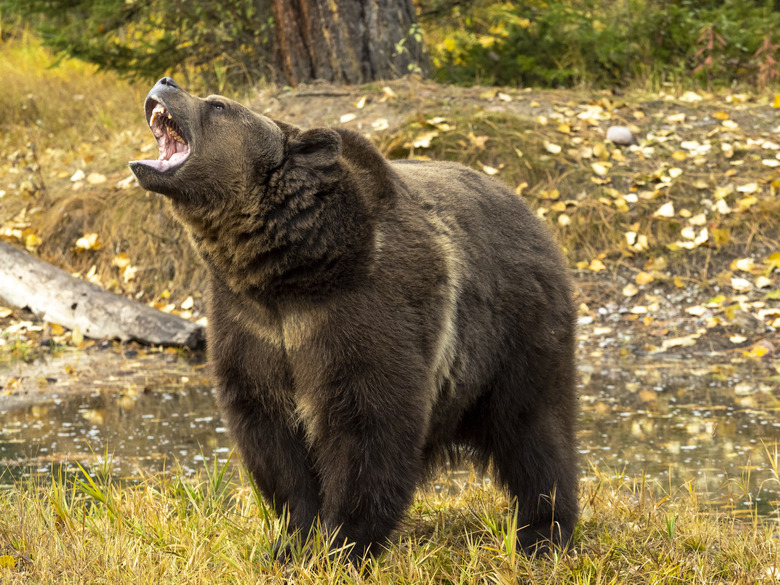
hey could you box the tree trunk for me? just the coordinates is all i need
[0,241,204,348]
[271,0,427,85]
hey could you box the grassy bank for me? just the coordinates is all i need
[0,459,778,584]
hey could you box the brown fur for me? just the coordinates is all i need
[130,78,579,561]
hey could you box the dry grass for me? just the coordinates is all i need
[0,459,778,584]
[0,29,204,300]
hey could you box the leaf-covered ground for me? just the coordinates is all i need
[1,78,778,386]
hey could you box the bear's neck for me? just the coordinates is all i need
[180,168,376,303]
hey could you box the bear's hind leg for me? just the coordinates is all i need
[478,373,579,554]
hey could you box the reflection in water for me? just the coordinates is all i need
[0,348,778,516]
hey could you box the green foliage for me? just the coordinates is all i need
[422,0,780,89]
[2,0,275,90]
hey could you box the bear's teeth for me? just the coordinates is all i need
[150,104,167,125]
[169,128,186,145]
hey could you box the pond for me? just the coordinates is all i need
[1,344,779,517]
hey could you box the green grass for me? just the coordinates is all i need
[0,458,778,584]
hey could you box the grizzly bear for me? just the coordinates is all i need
[130,77,579,561]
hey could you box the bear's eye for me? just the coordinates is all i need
[211,101,226,111]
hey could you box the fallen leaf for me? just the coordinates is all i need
[731,258,754,272]
[589,259,606,272]
[738,196,758,211]
[731,277,752,292]
[411,130,438,149]
[544,141,561,154]
[622,283,639,297]
[479,163,499,175]
[737,182,758,194]
[653,202,675,218]
[112,253,131,269]
[87,172,106,185]
[75,233,101,251]
[635,271,654,285]
[686,305,707,316]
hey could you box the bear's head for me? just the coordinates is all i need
[129,77,343,211]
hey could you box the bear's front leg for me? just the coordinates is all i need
[304,368,430,561]
[214,341,322,544]
[219,392,321,533]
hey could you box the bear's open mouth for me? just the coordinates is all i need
[134,100,191,173]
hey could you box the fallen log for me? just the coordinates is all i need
[0,241,204,348]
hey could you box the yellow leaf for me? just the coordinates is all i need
[711,228,730,245]
[50,323,65,336]
[737,182,758,194]
[673,276,685,288]
[743,343,770,359]
[672,151,687,161]
[550,202,567,212]
[0,555,14,568]
[411,130,438,149]
[774,94,780,108]
[112,253,130,269]
[75,233,101,251]
[766,252,780,272]
[635,271,654,285]
[72,326,84,346]
[653,202,675,218]
[639,390,657,403]
[689,213,707,226]
[539,189,560,200]
[731,257,755,272]
[180,296,194,310]
[738,196,758,210]
[557,123,571,134]
[713,110,729,121]
[24,232,42,251]
[479,162,499,175]
[589,259,606,272]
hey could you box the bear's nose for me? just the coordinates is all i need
[157,77,180,89]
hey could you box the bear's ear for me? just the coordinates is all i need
[289,128,342,169]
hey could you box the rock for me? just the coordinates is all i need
[606,125,636,145]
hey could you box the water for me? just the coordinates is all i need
[0,347,231,481]
[1,346,778,515]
